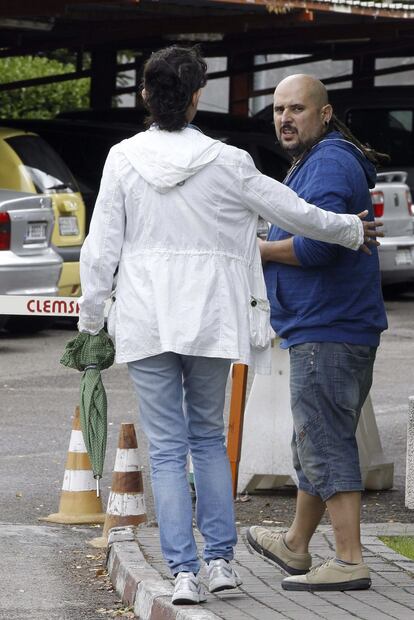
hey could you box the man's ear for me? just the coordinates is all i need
[322,104,333,125]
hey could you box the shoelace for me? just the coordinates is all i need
[307,559,332,576]
[262,530,285,542]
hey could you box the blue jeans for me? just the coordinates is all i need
[128,353,236,575]
[289,342,376,502]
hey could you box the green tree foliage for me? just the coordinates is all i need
[0,56,90,119]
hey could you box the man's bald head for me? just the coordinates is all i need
[273,74,333,158]
[275,74,329,108]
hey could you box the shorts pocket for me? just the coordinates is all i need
[333,347,375,413]
[249,295,271,350]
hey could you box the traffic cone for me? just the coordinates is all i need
[40,407,105,524]
[90,423,147,548]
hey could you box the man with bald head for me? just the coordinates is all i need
[247,75,387,592]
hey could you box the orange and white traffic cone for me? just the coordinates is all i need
[40,407,105,525]
[90,423,147,548]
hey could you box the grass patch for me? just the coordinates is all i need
[380,536,414,560]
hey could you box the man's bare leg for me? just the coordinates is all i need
[326,491,362,564]
[285,490,326,554]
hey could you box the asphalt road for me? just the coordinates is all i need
[0,320,140,620]
[0,289,413,618]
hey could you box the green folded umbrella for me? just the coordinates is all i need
[60,329,115,496]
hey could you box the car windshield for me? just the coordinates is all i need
[5,134,78,193]
[346,108,414,167]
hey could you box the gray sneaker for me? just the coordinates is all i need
[172,572,207,605]
[247,526,311,575]
[206,559,243,593]
[282,558,371,592]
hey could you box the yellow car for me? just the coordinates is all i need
[0,127,85,297]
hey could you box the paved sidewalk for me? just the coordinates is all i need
[107,523,414,620]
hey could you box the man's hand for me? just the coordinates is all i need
[357,210,384,255]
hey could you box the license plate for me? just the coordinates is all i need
[25,221,47,242]
[395,248,413,266]
[59,216,79,236]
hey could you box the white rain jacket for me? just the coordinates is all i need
[79,125,364,373]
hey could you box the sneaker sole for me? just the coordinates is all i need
[282,578,372,592]
[172,595,207,605]
[246,529,309,576]
[209,578,243,593]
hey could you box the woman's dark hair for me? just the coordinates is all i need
[142,45,207,132]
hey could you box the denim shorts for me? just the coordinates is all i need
[289,342,377,502]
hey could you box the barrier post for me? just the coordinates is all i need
[405,396,414,509]
[227,364,248,498]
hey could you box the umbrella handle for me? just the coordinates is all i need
[95,475,101,497]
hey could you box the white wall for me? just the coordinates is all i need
[252,55,353,114]
[199,57,229,113]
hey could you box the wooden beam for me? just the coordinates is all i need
[248,60,414,100]
[0,1,134,18]
[227,364,249,498]
[352,55,375,89]
[208,53,328,80]
[90,49,117,109]
[0,69,91,92]
[1,15,413,58]
[265,0,414,20]
[228,53,252,116]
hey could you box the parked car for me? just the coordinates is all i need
[0,127,85,297]
[371,171,414,287]
[0,189,62,331]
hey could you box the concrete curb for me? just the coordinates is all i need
[106,527,221,620]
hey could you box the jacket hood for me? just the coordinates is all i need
[313,131,377,189]
[119,124,224,193]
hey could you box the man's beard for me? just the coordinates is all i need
[279,126,322,160]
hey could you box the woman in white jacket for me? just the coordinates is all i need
[79,46,380,605]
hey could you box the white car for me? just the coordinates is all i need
[0,189,62,331]
[370,171,414,286]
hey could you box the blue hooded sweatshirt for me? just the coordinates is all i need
[264,131,388,349]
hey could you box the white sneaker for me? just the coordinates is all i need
[172,572,207,605]
[206,558,242,593]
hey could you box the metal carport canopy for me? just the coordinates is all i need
[1,1,414,57]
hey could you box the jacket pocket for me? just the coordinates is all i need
[107,296,117,340]
[249,295,271,350]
